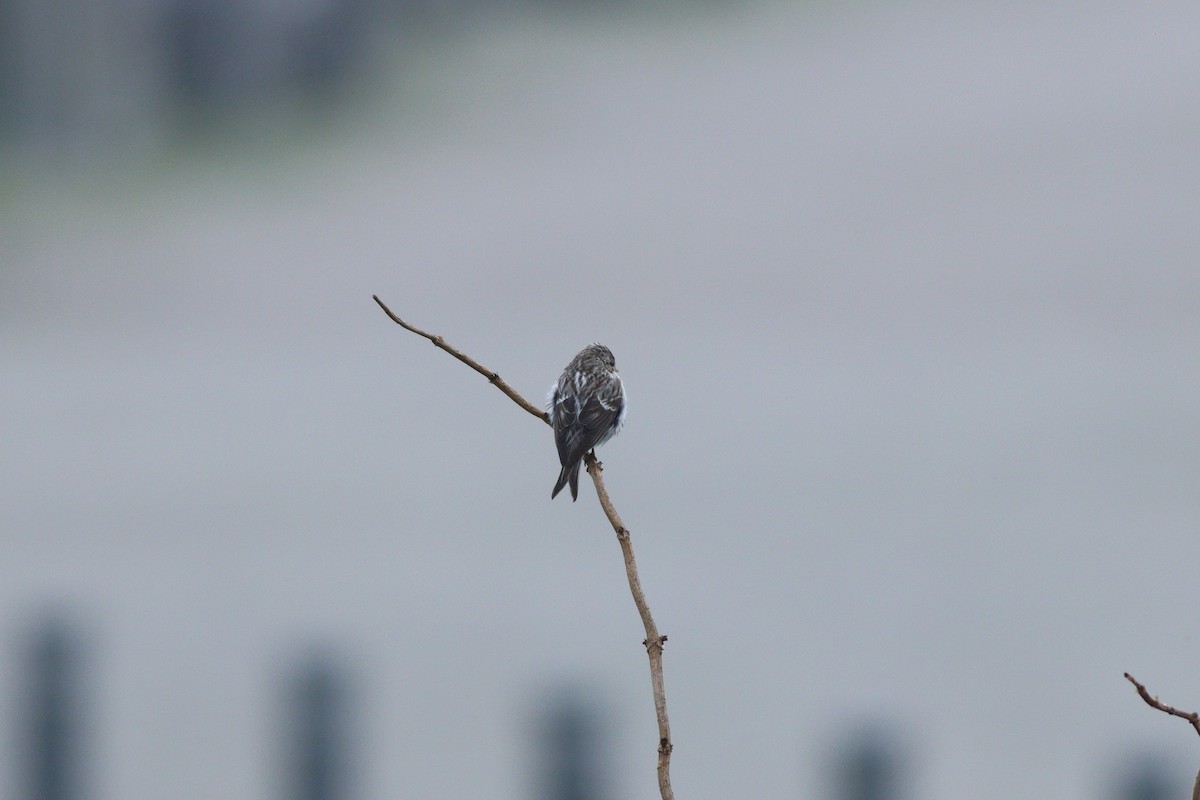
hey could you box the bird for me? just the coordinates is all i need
[548,343,626,501]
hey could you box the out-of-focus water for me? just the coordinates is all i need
[2,2,1198,799]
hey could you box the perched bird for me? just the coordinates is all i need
[548,343,626,501]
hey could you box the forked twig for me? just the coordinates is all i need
[1125,673,1200,736]
[374,295,675,800]
[1124,672,1200,800]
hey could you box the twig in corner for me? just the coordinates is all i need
[1123,672,1200,800]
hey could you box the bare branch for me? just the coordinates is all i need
[372,295,549,424]
[585,453,674,799]
[1124,673,1200,800]
[1124,673,1200,737]
[375,296,675,800]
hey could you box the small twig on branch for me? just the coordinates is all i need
[1124,673,1200,800]
[1125,673,1200,737]
[375,296,675,800]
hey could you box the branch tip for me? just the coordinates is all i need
[1124,672,1200,738]
[372,295,550,424]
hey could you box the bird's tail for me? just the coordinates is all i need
[551,462,581,501]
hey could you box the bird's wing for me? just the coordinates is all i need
[552,386,582,464]
[572,381,623,454]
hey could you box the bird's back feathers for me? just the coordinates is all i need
[548,344,625,502]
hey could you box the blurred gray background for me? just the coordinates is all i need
[2,0,1198,798]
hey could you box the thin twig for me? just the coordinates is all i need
[1124,673,1200,737]
[373,295,549,424]
[375,296,675,800]
[1124,673,1200,800]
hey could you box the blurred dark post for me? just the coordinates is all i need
[162,0,237,113]
[0,0,14,135]
[20,616,85,800]
[291,0,371,98]
[1113,756,1174,800]
[830,727,905,800]
[284,652,354,800]
[535,689,610,800]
